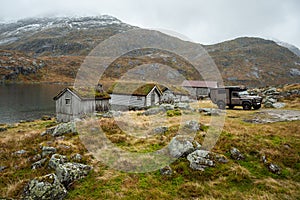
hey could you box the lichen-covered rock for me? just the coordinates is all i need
[199,108,221,116]
[152,126,168,134]
[31,154,42,162]
[56,162,92,187]
[49,154,68,170]
[101,111,123,118]
[290,68,300,76]
[41,126,56,136]
[160,166,173,175]
[230,147,245,160]
[262,156,281,175]
[142,107,165,116]
[268,163,281,175]
[168,136,194,158]
[192,141,202,150]
[23,173,67,200]
[160,104,175,111]
[13,149,27,155]
[31,158,48,170]
[272,102,286,109]
[184,120,200,132]
[264,102,274,108]
[71,153,82,162]
[52,122,77,137]
[175,102,191,110]
[41,146,57,157]
[187,150,215,171]
[216,154,229,163]
[263,97,278,108]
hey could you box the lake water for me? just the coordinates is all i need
[0,84,66,124]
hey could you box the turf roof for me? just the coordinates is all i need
[108,82,160,96]
[53,87,111,100]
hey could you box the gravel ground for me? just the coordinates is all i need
[244,109,300,123]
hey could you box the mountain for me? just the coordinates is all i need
[0,50,46,83]
[0,16,299,87]
[204,37,300,86]
[275,40,300,57]
[0,15,133,56]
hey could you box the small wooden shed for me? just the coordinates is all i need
[109,82,162,110]
[53,85,110,122]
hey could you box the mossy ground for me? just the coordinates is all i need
[0,98,299,199]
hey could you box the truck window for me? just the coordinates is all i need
[232,92,239,97]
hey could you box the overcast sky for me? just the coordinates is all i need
[1,0,299,48]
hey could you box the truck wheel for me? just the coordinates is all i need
[242,102,251,110]
[228,105,234,109]
[253,105,261,110]
[217,101,226,110]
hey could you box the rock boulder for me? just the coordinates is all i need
[56,162,92,187]
[160,166,173,175]
[142,107,165,116]
[52,122,77,137]
[23,173,67,200]
[168,136,194,158]
[41,146,57,157]
[187,150,215,171]
[31,158,48,170]
[49,154,68,170]
[230,147,245,160]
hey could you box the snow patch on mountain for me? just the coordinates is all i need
[0,15,130,45]
[275,40,300,57]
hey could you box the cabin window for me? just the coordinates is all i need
[65,98,71,105]
[137,96,142,100]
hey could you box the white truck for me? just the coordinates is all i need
[209,86,262,110]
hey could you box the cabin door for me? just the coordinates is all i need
[151,92,155,106]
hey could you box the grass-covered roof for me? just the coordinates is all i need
[53,87,111,100]
[108,82,160,96]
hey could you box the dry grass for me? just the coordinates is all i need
[0,119,91,199]
[1,98,300,199]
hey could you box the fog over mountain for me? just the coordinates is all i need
[0,0,299,49]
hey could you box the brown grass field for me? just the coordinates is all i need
[0,98,299,199]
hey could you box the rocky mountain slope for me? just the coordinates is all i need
[0,16,299,87]
[0,50,46,83]
[204,37,300,86]
[0,15,133,56]
[275,40,300,57]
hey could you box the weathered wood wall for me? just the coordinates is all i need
[55,90,110,122]
[146,88,160,106]
[110,94,146,108]
[95,99,110,112]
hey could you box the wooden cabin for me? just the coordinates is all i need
[53,84,110,122]
[109,82,162,110]
[181,80,218,99]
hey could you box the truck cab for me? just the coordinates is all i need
[209,86,262,110]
